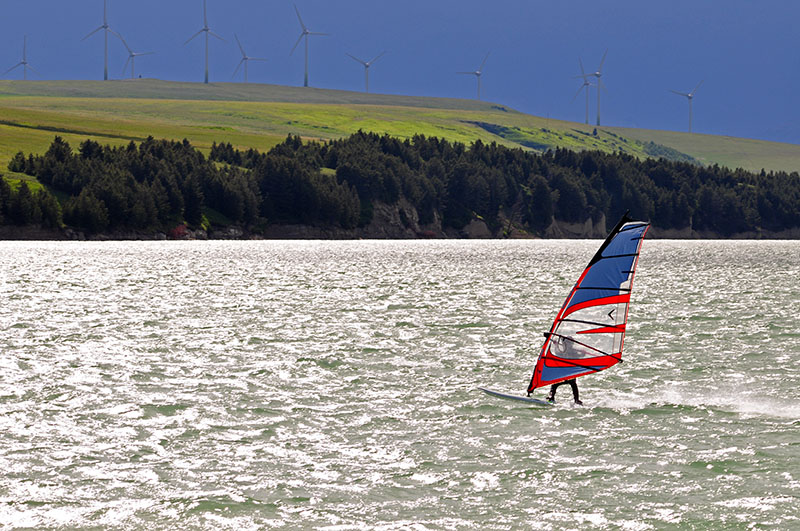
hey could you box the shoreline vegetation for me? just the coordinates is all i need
[2,132,799,240]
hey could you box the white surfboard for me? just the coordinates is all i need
[479,387,553,406]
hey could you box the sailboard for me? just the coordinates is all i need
[482,212,650,403]
[479,387,552,406]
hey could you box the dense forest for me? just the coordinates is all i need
[2,132,800,237]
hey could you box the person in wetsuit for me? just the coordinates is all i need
[546,378,582,405]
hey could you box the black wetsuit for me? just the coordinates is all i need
[546,378,582,404]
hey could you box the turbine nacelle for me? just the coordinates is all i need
[347,51,386,93]
[572,57,596,124]
[3,35,37,80]
[118,34,154,78]
[82,0,119,80]
[291,4,328,87]
[589,49,609,125]
[457,52,490,100]
[184,0,224,84]
[233,34,267,83]
[670,80,703,133]
[347,51,386,69]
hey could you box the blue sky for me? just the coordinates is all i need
[1,0,799,144]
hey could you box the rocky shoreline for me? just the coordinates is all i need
[3,200,800,241]
[4,224,800,242]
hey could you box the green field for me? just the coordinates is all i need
[2,79,800,176]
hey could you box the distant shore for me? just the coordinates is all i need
[3,223,800,241]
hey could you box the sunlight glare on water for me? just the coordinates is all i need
[0,240,798,529]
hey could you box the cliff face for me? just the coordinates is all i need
[260,199,448,239]
[543,215,608,239]
[256,203,608,240]
[3,205,799,240]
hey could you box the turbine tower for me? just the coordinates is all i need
[118,35,154,79]
[3,36,37,80]
[291,4,328,87]
[82,0,119,81]
[587,49,608,125]
[457,52,490,100]
[572,58,594,125]
[233,34,267,83]
[185,0,224,84]
[670,80,704,133]
[346,51,385,93]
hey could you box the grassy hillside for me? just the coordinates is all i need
[2,79,800,176]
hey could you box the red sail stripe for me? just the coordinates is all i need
[576,324,626,335]
[562,294,630,319]
[544,354,621,368]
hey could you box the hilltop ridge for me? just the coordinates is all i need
[1,79,800,174]
[0,79,504,111]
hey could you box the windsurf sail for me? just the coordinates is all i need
[527,213,650,393]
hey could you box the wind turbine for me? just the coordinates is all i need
[118,35,154,79]
[670,80,704,133]
[291,4,328,87]
[457,52,490,100]
[185,0,224,84]
[572,58,594,125]
[3,36,37,80]
[587,49,608,125]
[82,0,120,81]
[346,51,385,93]
[233,34,267,83]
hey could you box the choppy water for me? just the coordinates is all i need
[1,240,798,529]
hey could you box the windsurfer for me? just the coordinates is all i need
[545,378,582,405]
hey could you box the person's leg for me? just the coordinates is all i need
[568,379,582,405]
[546,382,562,401]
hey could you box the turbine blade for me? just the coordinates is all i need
[233,58,244,78]
[122,56,131,75]
[184,29,203,45]
[294,4,307,32]
[478,51,490,72]
[579,57,585,76]
[290,33,303,55]
[26,64,38,75]
[669,89,689,97]
[571,84,584,103]
[209,30,225,41]
[204,0,208,26]
[235,34,246,56]
[347,53,367,65]
[370,51,387,65]
[691,79,704,96]
[114,31,131,52]
[2,62,24,76]
[598,48,608,71]
[82,26,104,41]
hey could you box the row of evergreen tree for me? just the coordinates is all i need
[210,131,800,235]
[0,179,62,229]
[2,132,800,235]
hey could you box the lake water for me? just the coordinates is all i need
[1,240,798,529]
